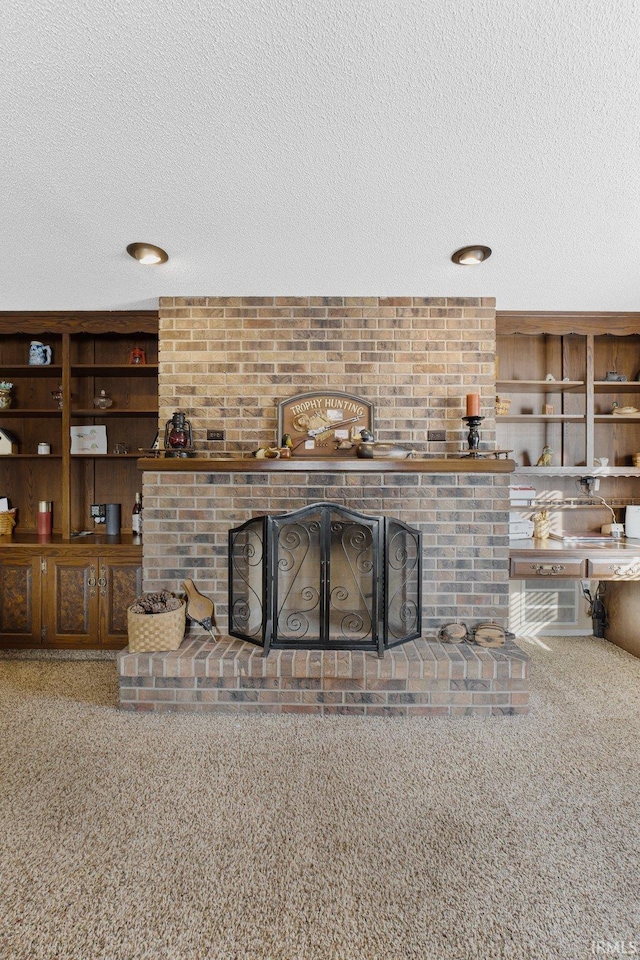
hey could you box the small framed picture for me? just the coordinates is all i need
[70,425,107,454]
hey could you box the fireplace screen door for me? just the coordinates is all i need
[228,502,421,656]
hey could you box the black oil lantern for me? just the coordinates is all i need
[163,410,195,457]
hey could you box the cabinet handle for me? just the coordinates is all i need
[88,577,97,587]
[531,564,566,575]
[97,576,107,587]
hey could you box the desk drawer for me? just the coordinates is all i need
[587,558,640,580]
[510,558,586,579]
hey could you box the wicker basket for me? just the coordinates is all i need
[495,396,512,416]
[127,600,186,653]
[0,510,17,535]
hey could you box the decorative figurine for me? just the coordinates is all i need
[533,509,550,539]
[536,445,553,466]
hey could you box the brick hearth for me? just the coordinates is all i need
[118,636,530,716]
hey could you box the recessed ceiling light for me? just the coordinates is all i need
[126,242,169,265]
[451,245,492,265]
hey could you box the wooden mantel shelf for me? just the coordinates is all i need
[137,456,516,474]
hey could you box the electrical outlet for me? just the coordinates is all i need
[427,430,446,442]
[207,429,225,441]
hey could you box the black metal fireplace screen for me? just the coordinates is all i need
[228,502,422,656]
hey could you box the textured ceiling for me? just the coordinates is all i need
[1,0,639,311]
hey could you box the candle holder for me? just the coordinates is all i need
[462,415,484,456]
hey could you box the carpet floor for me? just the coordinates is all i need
[0,635,638,960]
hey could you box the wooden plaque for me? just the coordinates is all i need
[277,391,375,457]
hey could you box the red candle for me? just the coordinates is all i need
[466,393,480,417]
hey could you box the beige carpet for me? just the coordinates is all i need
[0,636,638,960]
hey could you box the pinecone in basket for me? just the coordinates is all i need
[130,590,182,614]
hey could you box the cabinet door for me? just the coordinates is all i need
[43,556,99,646]
[98,557,142,647]
[0,557,42,644]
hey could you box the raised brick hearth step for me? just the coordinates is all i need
[118,637,529,716]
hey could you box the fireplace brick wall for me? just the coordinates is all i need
[157,296,497,455]
[144,296,510,637]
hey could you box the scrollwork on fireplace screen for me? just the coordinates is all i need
[228,502,422,657]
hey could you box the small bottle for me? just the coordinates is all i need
[37,500,52,537]
[132,492,142,537]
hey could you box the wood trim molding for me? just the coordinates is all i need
[137,456,516,474]
[497,311,640,336]
[0,311,158,334]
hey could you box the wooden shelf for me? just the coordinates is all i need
[70,453,147,459]
[0,365,63,377]
[496,316,640,477]
[0,409,62,418]
[595,414,640,422]
[70,364,159,377]
[496,379,584,392]
[594,380,640,392]
[498,414,584,422]
[71,408,158,417]
[2,532,142,549]
[0,313,158,538]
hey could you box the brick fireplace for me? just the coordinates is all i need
[117,296,530,715]
[147,295,507,619]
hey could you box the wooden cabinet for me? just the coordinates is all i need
[510,539,640,584]
[603,581,640,658]
[98,556,143,643]
[0,541,142,649]
[0,312,155,649]
[498,314,640,581]
[0,555,42,644]
[510,557,586,579]
[586,556,640,580]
